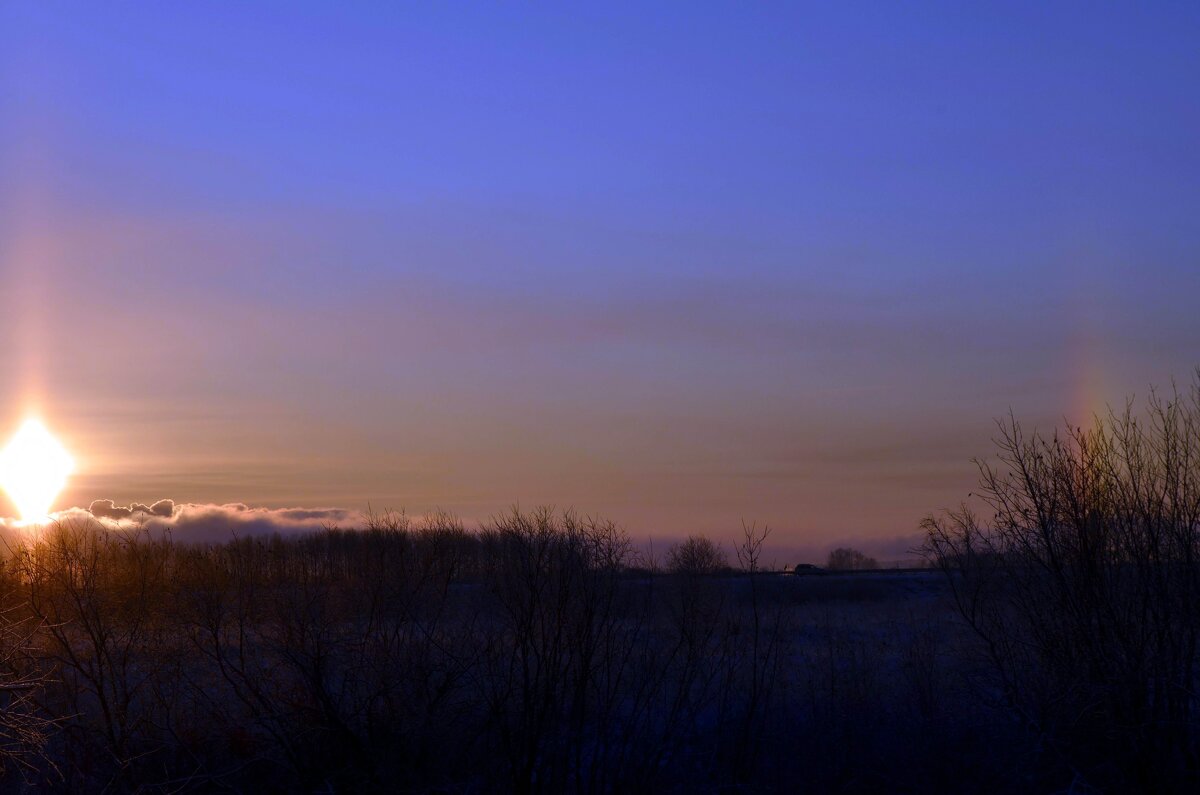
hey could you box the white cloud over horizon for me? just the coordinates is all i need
[4,501,367,544]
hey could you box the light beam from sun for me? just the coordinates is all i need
[0,419,74,523]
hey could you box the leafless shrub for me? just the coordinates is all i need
[666,535,727,575]
[478,508,646,792]
[722,522,786,785]
[826,546,879,571]
[0,601,55,784]
[924,375,1200,792]
[7,519,182,790]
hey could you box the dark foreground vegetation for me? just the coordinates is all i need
[0,514,1008,793]
[925,379,1200,793]
[0,378,1195,793]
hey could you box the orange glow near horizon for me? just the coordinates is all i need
[0,419,75,523]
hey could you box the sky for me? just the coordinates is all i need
[0,3,1198,555]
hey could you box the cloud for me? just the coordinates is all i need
[75,499,362,543]
[133,499,175,517]
[162,503,360,542]
[88,499,133,520]
[89,498,175,519]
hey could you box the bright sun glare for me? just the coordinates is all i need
[0,419,74,523]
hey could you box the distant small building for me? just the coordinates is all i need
[793,563,825,576]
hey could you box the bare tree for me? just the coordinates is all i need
[924,375,1200,792]
[13,520,181,789]
[724,522,784,785]
[825,547,878,571]
[0,601,55,784]
[667,535,727,575]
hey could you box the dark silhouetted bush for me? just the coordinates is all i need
[825,546,878,571]
[666,534,727,575]
[925,375,1200,793]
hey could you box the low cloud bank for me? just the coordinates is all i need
[60,500,363,544]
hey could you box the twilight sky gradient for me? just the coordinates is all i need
[1,4,1198,547]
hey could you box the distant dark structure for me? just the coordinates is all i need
[792,563,825,576]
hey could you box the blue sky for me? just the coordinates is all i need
[1,3,1197,546]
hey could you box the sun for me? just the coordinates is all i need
[0,419,75,523]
